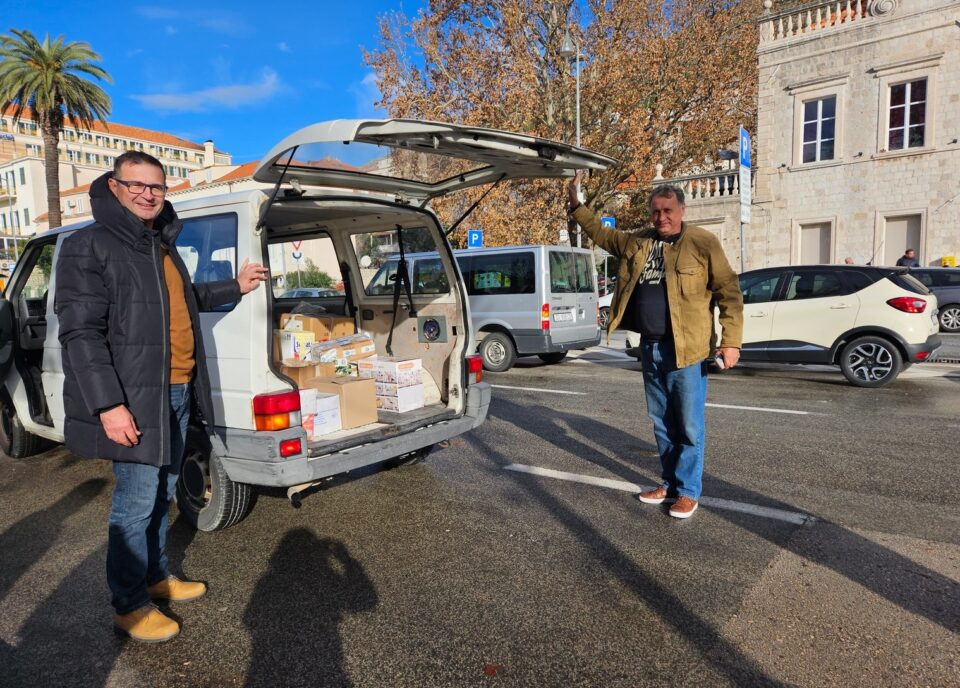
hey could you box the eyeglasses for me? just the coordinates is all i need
[114,179,168,196]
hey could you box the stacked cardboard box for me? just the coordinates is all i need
[306,376,377,429]
[298,388,343,440]
[358,357,424,413]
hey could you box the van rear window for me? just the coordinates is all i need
[458,252,534,295]
[550,250,594,294]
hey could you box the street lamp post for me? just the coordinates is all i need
[560,27,582,248]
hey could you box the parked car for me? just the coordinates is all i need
[909,267,960,332]
[734,264,941,387]
[0,118,613,530]
[278,287,343,299]
[366,244,601,372]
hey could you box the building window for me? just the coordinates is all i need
[23,209,29,226]
[802,96,836,163]
[888,79,926,150]
[19,168,25,185]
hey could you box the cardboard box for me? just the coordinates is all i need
[356,357,378,380]
[306,376,377,429]
[280,313,354,342]
[374,357,423,387]
[298,388,318,415]
[280,362,320,387]
[334,334,376,362]
[376,383,424,413]
[309,334,376,375]
[312,392,342,437]
[274,330,315,362]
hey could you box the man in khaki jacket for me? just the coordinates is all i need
[568,174,743,518]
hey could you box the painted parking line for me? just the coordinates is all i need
[491,384,587,396]
[706,402,814,416]
[503,463,815,526]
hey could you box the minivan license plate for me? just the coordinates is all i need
[554,312,574,322]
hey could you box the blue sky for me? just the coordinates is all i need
[5,1,425,162]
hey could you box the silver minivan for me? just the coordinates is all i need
[366,245,601,371]
[0,119,613,530]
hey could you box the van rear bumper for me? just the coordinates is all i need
[217,382,491,487]
[514,331,601,355]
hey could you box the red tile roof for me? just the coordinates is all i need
[1,104,222,153]
[60,183,91,196]
[215,161,258,182]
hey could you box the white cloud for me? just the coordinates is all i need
[164,25,177,35]
[348,72,386,119]
[277,42,291,53]
[135,7,249,35]
[132,69,281,113]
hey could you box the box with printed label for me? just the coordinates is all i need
[279,362,319,387]
[305,376,377,429]
[376,384,424,413]
[309,335,376,375]
[356,357,378,379]
[375,357,422,387]
[280,313,355,342]
[274,330,315,363]
[312,392,342,437]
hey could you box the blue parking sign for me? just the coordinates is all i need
[601,216,616,229]
[468,229,483,248]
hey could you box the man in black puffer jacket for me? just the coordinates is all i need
[55,151,267,643]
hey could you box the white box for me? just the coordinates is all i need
[298,388,317,415]
[377,384,424,413]
[375,357,422,387]
[356,356,378,379]
[312,392,342,437]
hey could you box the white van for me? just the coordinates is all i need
[0,119,613,530]
[367,245,601,371]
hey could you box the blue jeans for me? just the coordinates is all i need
[640,339,708,500]
[107,383,191,614]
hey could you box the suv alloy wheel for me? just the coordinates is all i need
[839,336,903,388]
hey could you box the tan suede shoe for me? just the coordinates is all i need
[114,604,179,643]
[147,576,207,603]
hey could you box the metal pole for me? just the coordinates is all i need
[739,221,746,273]
[575,40,582,249]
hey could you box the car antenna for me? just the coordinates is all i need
[444,174,506,237]
[256,145,299,233]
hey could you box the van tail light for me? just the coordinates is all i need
[279,438,302,458]
[886,296,927,313]
[253,390,301,431]
[541,303,550,331]
[466,354,483,384]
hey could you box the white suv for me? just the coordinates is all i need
[0,119,613,530]
[737,265,941,387]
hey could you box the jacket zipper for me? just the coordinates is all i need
[153,238,171,466]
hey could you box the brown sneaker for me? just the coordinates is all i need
[669,496,699,519]
[148,576,207,603]
[636,486,669,504]
[114,604,180,643]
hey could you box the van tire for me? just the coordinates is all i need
[176,428,256,532]
[839,336,902,388]
[538,352,568,364]
[0,390,43,459]
[479,332,516,372]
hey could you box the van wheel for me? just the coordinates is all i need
[840,336,902,388]
[599,307,610,330]
[479,332,516,372]
[939,304,960,332]
[538,352,568,364]
[0,391,43,459]
[176,428,256,531]
[387,444,434,468]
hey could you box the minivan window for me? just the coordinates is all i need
[358,226,447,296]
[549,251,576,293]
[412,257,450,294]
[175,213,238,312]
[459,252,535,295]
[267,235,339,298]
[573,253,595,294]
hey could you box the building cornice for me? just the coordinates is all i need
[869,52,944,78]
[785,72,850,94]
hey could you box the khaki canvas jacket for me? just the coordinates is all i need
[573,205,743,368]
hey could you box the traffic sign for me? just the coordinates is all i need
[292,240,302,250]
[739,126,751,224]
[467,229,483,248]
[601,216,616,229]
[292,251,303,260]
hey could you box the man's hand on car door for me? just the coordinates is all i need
[100,405,142,447]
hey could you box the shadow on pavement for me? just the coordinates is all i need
[242,528,378,688]
[489,397,960,637]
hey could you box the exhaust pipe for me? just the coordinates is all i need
[286,479,327,508]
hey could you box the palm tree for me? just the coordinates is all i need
[0,29,111,229]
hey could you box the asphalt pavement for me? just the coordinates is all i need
[0,337,957,687]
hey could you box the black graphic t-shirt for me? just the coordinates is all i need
[628,232,681,340]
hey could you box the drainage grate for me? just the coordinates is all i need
[930,357,960,364]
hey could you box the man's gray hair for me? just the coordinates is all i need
[648,184,685,209]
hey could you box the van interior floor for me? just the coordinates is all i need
[306,403,455,456]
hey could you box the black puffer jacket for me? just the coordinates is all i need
[55,172,240,465]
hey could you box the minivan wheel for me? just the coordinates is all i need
[176,428,255,532]
[839,336,902,388]
[479,332,516,372]
[538,352,568,364]
[599,307,610,330]
[0,391,42,459]
[939,304,960,332]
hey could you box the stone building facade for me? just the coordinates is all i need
[677,0,960,270]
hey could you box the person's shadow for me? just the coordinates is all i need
[242,528,378,688]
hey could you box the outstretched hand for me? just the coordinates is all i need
[237,259,269,294]
[567,171,582,212]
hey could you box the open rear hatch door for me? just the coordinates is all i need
[253,119,615,202]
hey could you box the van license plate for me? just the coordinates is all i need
[554,312,574,322]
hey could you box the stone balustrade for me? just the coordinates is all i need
[653,167,746,202]
[759,0,896,44]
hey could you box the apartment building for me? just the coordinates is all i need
[0,105,231,238]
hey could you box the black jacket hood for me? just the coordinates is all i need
[89,171,182,251]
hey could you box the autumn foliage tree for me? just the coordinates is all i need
[365,0,761,246]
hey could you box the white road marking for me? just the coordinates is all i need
[706,402,812,416]
[491,384,587,396]
[503,463,815,526]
